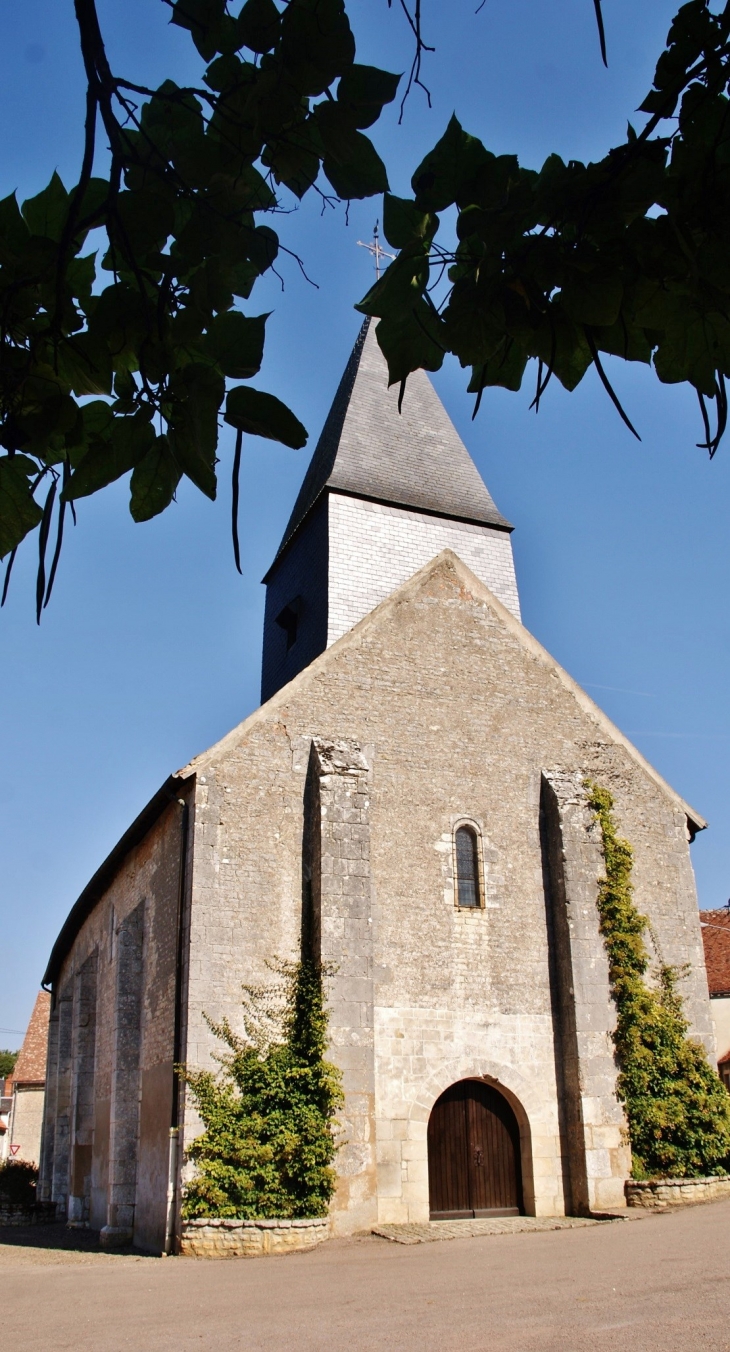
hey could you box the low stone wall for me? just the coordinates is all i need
[626,1176,730,1210]
[179,1216,330,1258]
[0,1202,57,1227]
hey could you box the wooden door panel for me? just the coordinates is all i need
[468,1084,521,1213]
[427,1083,471,1217]
[428,1080,523,1219]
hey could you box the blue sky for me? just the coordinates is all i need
[1,1,728,1046]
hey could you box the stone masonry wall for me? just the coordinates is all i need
[68,951,98,1224]
[327,493,521,644]
[43,794,187,1252]
[541,772,630,1213]
[103,899,145,1245]
[183,553,713,1227]
[309,739,376,1231]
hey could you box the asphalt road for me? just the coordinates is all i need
[3,1200,730,1351]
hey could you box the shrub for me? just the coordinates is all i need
[181,959,343,1220]
[0,1050,17,1080]
[587,782,730,1179]
[0,1160,38,1208]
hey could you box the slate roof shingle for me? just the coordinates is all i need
[270,318,512,569]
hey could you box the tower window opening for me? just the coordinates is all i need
[275,598,301,653]
[455,825,481,908]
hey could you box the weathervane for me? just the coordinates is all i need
[357,220,395,279]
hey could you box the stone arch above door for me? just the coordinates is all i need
[408,1059,538,1218]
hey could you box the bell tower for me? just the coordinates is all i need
[261,318,520,703]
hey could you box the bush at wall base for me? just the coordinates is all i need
[181,959,343,1221]
[0,1160,37,1208]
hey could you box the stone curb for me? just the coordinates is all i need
[179,1216,330,1258]
[371,1216,624,1245]
[625,1176,730,1210]
[0,1203,57,1227]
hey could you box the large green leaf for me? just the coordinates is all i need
[89,283,149,359]
[281,0,355,96]
[356,244,429,320]
[467,339,529,394]
[205,310,268,378]
[167,362,225,498]
[244,225,279,274]
[56,332,113,397]
[336,64,401,129]
[171,0,226,60]
[262,121,322,199]
[225,386,307,447]
[442,284,506,368]
[374,303,446,385]
[560,269,624,328]
[382,194,438,250]
[65,252,97,302]
[21,172,69,242]
[323,133,388,200]
[236,0,280,53]
[168,424,218,499]
[63,416,155,501]
[411,116,490,212]
[268,149,321,200]
[654,311,730,394]
[315,101,391,199]
[0,193,29,262]
[130,436,182,522]
[0,456,44,558]
[81,400,115,440]
[532,312,593,392]
[63,399,114,468]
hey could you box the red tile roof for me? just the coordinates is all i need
[700,909,730,998]
[8,992,51,1088]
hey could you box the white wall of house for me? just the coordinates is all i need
[710,995,730,1063]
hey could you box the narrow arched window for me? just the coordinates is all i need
[455,826,481,908]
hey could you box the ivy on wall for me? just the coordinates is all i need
[182,959,343,1219]
[587,782,730,1180]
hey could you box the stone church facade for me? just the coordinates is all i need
[39,321,715,1252]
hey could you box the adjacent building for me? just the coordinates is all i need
[701,907,730,1090]
[2,992,51,1165]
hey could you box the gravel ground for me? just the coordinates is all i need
[2,1199,729,1350]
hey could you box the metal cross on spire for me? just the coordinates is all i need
[357,220,395,279]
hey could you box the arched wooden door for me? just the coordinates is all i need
[427,1080,523,1219]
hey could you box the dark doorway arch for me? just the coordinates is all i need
[427,1079,524,1219]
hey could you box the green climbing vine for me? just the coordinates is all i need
[586,782,730,1180]
[181,959,343,1220]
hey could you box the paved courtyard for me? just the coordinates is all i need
[2,1199,729,1351]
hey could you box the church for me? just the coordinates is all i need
[38,318,716,1253]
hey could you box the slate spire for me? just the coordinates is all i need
[261,317,519,703]
[271,317,511,566]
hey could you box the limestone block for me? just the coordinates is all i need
[179,1217,330,1258]
[625,1176,730,1209]
[376,1162,403,1197]
[377,1198,410,1224]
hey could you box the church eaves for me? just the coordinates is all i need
[268,317,512,570]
